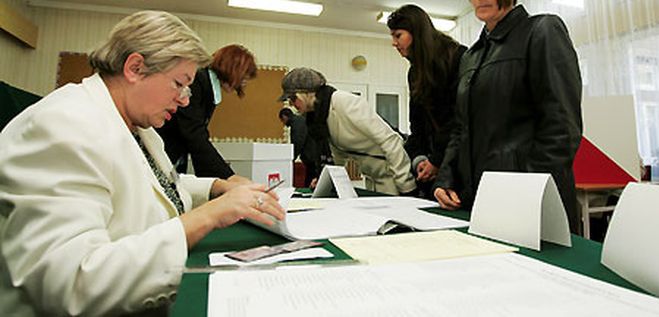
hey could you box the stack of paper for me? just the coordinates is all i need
[208,253,659,317]
[330,230,517,264]
[250,195,468,240]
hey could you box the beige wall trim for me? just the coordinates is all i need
[0,1,38,48]
[27,0,389,40]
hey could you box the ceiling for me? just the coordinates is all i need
[28,0,473,35]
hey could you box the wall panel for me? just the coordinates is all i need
[0,4,409,97]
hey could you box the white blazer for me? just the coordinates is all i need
[327,90,416,195]
[0,74,215,316]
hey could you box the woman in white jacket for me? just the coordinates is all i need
[0,11,284,316]
[279,68,416,196]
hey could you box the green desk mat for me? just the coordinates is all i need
[171,193,644,316]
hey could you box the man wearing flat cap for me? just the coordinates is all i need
[279,67,416,196]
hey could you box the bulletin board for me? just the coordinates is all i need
[56,53,287,140]
[56,52,93,88]
[208,66,287,139]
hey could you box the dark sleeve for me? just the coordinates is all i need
[434,50,469,192]
[433,109,465,192]
[176,75,235,179]
[526,16,582,171]
[289,117,308,159]
[427,45,467,167]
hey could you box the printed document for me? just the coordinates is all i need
[331,230,517,264]
[208,253,659,317]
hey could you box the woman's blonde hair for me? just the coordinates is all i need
[89,10,211,76]
[295,92,317,111]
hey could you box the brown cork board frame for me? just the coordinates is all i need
[56,52,93,88]
[56,54,286,139]
[208,66,287,139]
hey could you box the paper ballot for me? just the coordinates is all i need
[249,195,468,240]
[331,230,517,264]
[208,253,659,317]
[469,172,571,250]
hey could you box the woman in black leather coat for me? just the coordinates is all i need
[433,0,583,233]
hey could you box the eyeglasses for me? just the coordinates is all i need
[171,79,192,100]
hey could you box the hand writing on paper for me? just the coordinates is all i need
[434,187,461,210]
[180,183,285,248]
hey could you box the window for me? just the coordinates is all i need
[368,85,408,133]
[376,93,399,128]
[640,102,659,159]
[636,63,657,91]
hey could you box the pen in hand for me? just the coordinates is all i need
[265,179,285,193]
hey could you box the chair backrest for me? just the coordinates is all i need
[0,81,41,131]
[601,182,659,296]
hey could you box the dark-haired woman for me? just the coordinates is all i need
[157,44,254,186]
[433,0,582,233]
[387,4,467,199]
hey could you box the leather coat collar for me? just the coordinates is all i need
[472,5,529,49]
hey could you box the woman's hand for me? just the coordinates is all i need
[433,187,461,210]
[209,175,253,199]
[208,183,284,227]
[181,183,285,248]
[416,159,438,182]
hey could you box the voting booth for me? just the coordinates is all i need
[213,142,293,187]
[573,95,640,185]
[572,95,641,239]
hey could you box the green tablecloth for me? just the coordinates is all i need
[170,200,643,316]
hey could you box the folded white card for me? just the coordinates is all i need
[468,171,571,250]
[602,182,659,296]
[312,165,357,199]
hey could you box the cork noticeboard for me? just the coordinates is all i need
[208,66,287,139]
[56,53,286,139]
[56,52,93,88]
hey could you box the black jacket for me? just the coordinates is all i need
[156,68,235,178]
[286,113,320,180]
[404,44,467,169]
[435,5,583,232]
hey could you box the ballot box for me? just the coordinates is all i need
[212,142,293,187]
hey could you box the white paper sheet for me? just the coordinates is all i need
[208,248,334,266]
[253,196,468,240]
[287,197,336,212]
[208,253,659,317]
[331,230,517,264]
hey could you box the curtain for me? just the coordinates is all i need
[450,0,659,164]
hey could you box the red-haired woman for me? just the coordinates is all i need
[157,44,256,188]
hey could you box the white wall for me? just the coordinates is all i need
[0,1,410,98]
